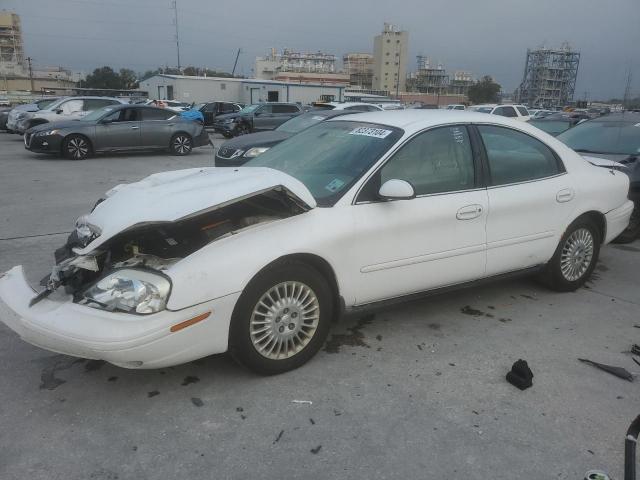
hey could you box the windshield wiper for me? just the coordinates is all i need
[573,148,608,154]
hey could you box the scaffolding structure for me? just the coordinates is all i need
[407,56,449,95]
[343,53,374,89]
[0,11,24,68]
[516,43,580,108]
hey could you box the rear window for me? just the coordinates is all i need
[516,106,529,116]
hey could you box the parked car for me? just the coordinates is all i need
[312,102,383,112]
[15,97,125,134]
[139,99,191,112]
[0,110,632,375]
[6,97,60,133]
[197,101,243,126]
[24,104,210,160]
[0,106,11,130]
[469,104,531,121]
[446,104,466,110]
[556,112,640,242]
[215,109,354,166]
[529,109,554,119]
[213,103,303,138]
[528,113,582,136]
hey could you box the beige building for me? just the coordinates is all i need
[372,23,408,94]
[0,11,25,76]
[343,53,374,89]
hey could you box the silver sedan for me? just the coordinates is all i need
[23,104,210,160]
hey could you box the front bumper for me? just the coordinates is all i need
[24,132,63,153]
[0,266,240,369]
[604,200,635,243]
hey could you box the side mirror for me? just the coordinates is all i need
[378,179,415,200]
[55,109,63,114]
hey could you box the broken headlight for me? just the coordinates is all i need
[75,214,101,246]
[80,269,171,314]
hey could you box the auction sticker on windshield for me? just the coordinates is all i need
[349,126,392,139]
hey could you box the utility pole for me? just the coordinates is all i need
[232,48,242,77]
[171,0,181,71]
[623,67,632,110]
[26,56,34,92]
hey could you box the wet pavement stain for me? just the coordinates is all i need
[499,318,512,323]
[40,357,85,390]
[428,323,441,330]
[191,397,204,407]
[107,376,118,382]
[147,390,160,398]
[461,306,484,316]
[324,314,374,353]
[614,245,640,252]
[85,360,105,372]
[181,375,200,386]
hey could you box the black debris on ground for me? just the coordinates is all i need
[376,335,383,341]
[191,397,204,407]
[181,376,200,386]
[506,359,534,390]
[236,407,244,412]
[147,390,160,398]
[40,357,85,391]
[333,409,342,416]
[309,418,315,425]
[578,358,633,382]
[310,445,322,454]
[107,376,118,382]
[461,306,484,316]
[273,430,284,444]
[324,314,374,353]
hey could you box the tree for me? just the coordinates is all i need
[468,76,501,104]
[83,66,139,90]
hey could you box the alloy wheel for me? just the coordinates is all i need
[173,135,191,154]
[249,281,320,360]
[560,227,594,281]
[67,137,89,159]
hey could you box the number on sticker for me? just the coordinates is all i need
[349,127,392,139]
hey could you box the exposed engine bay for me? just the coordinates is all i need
[34,188,307,307]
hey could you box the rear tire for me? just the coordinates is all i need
[540,217,600,291]
[62,134,91,160]
[170,133,192,156]
[229,261,333,375]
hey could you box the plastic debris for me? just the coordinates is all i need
[578,358,633,382]
[291,400,313,405]
[506,359,534,390]
[583,471,610,480]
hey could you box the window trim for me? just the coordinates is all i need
[471,123,566,188]
[353,123,482,205]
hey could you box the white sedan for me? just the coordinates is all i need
[0,111,633,374]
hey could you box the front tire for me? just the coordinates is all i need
[62,134,91,160]
[229,261,333,375]
[170,133,193,155]
[541,217,600,291]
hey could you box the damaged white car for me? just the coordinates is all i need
[0,111,634,374]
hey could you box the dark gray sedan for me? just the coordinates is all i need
[24,104,210,160]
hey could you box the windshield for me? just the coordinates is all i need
[36,98,57,109]
[246,120,403,205]
[557,118,640,155]
[529,119,572,136]
[81,106,117,121]
[471,106,493,113]
[276,112,331,134]
[239,104,261,114]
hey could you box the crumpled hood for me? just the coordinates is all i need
[76,167,316,254]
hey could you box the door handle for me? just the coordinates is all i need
[556,188,574,203]
[130,126,139,130]
[456,204,483,220]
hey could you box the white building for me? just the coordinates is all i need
[139,74,346,105]
[372,23,409,94]
[255,48,337,80]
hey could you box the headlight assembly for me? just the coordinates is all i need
[243,147,270,158]
[35,129,59,137]
[80,269,171,314]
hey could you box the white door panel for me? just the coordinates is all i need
[486,175,575,275]
[351,190,488,305]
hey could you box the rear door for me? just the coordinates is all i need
[252,104,273,130]
[475,124,574,276]
[271,104,301,128]
[140,107,179,147]
[94,107,141,150]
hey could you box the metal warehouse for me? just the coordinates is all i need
[139,74,346,105]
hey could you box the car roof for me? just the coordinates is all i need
[326,109,543,135]
[587,112,640,122]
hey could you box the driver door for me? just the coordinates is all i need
[349,125,488,305]
[94,107,141,150]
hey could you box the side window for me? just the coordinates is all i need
[101,110,122,122]
[492,106,504,116]
[202,103,216,113]
[501,106,518,117]
[272,104,298,114]
[516,106,529,116]
[256,105,272,114]
[221,103,235,113]
[121,108,139,121]
[378,126,475,196]
[60,99,84,114]
[478,125,562,186]
[141,108,175,121]
[83,99,116,111]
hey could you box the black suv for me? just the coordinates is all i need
[213,103,303,138]
[197,101,243,126]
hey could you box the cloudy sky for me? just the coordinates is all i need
[4,0,639,99]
